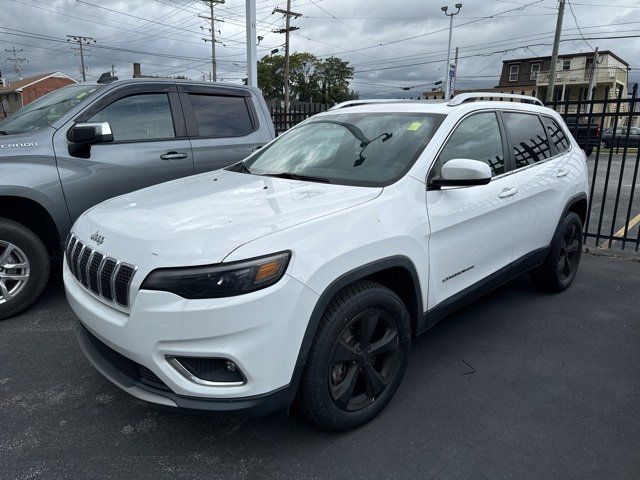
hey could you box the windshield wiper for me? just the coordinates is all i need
[259,172,331,183]
[0,130,8,135]
[227,160,252,174]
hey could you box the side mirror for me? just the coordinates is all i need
[431,158,492,188]
[68,122,113,144]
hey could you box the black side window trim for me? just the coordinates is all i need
[180,92,259,139]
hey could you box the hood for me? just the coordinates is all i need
[0,129,54,158]
[73,170,381,268]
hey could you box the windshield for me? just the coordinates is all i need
[0,84,102,134]
[241,112,445,186]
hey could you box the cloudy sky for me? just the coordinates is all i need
[1,0,639,97]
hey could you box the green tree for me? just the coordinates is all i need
[257,55,285,100]
[257,52,358,104]
[316,56,357,104]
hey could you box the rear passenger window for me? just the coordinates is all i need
[436,112,505,177]
[503,112,551,168]
[541,116,570,155]
[189,94,254,137]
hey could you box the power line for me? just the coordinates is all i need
[567,0,595,50]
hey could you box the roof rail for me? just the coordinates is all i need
[448,92,544,107]
[329,98,446,111]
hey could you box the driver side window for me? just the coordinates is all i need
[434,112,505,179]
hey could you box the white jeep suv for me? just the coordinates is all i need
[64,93,588,430]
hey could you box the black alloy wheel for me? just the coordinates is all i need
[298,280,411,431]
[329,308,400,411]
[557,222,581,283]
[532,212,583,293]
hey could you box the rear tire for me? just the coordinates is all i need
[0,219,50,320]
[298,280,411,431]
[531,212,583,293]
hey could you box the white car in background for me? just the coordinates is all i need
[64,93,588,431]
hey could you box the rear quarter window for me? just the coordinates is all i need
[541,116,570,155]
[502,112,551,168]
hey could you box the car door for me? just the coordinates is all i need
[504,112,568,262]
[53,83,194,221]
[178,85,271,174]
[426,111,519,308]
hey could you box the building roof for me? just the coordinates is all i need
[501,50,629,67]
[0,72,76,94]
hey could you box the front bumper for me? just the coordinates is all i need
[75,322,296,415]
[64,261,319,412]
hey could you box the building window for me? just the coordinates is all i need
[562,59,571,70]
[530,63,541,80]
[509,64,519,82]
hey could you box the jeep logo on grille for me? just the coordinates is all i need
[90,231,105,245]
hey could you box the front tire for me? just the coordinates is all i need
[298,281,411,431]
[0,219,50,320]
[532,212,583,293]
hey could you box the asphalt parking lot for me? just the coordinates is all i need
[2,253,639,480]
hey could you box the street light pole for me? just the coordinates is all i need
[441,3,462,100]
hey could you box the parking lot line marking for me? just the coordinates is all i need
[599,212,640,249]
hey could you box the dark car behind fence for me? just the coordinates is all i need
[270,87,640,253]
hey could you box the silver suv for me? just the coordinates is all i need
[0,78,275,319]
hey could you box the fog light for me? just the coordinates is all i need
[167,356,245,386]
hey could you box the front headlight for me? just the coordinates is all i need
[141,251,291,299]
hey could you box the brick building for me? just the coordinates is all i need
[0,72,76,117]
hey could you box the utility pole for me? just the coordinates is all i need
[273,2,302,113]
[200,0,225,82]
[441,3,462,100]
[5,47,27,79]
[246,0,257,87]
[111,64,116,77]
[587,47,600,101]
[546,0,565,103]
[67,35,96,82]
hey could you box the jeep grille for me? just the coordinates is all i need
[65,234,136,309]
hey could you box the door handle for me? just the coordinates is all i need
[498,187,518,198]
[160,152,188,160]
[556,168,569,177]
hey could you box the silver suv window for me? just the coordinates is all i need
[88,93,175,142]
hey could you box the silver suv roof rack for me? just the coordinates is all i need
[448,92,544,107]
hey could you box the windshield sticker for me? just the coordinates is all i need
[76,92,89,99]
[0,142,38,149]
[407,121,423,131]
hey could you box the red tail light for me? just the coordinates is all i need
[595,124,601,137]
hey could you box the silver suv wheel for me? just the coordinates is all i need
[0,241,30,305]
